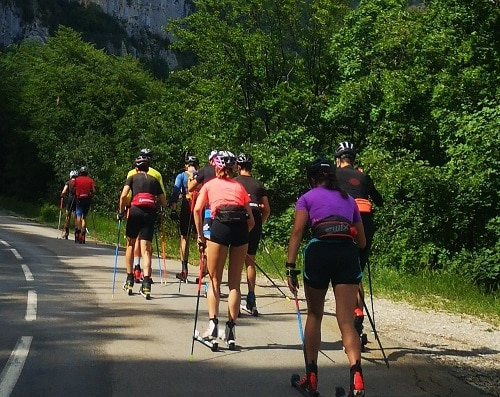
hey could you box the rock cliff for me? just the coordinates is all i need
[0,0,194,74]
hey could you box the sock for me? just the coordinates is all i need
[134,257,141,267]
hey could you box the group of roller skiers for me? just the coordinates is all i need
[59,142,382,397]
[59,166,96,244]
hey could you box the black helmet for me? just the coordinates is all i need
[79,166,88,176]
[185,155,199,167]
[139,148,153,159]
[237,153,253,165]
[307,157,333,181]
[334,141,356,161]
[134,155,150,172]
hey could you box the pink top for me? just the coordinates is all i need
[198,178,250,218]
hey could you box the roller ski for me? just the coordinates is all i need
[123,276,134,296]
[354,308,368,352]
[193,318,219,352]
[290,372,320,397]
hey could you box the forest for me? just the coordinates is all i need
[0,0,498,292]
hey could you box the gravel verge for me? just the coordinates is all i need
[365,297,499,396]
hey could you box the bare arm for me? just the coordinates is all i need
[118,186,131,213]
[353,221,366,248]
[260,196,271,223]
[245,203,255,232]
[287,209,308,264]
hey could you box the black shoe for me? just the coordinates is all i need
[140,280,151,300]
[176,270,187,282]
[123,276,134,296]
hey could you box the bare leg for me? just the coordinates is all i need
[334,283,361,366]
[205,240,228,319]
[303,285,327,366]
[227,244,247,321]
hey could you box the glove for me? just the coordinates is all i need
[117,211,124,221]
[197,236,206,253]
[286,267,301,294]
[170,211,179,221]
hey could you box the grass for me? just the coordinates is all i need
[1,195,498,328]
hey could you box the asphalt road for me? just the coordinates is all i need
[0,213,490,396]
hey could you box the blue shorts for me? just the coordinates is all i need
[75,198,91,217]
[302,239,362,289]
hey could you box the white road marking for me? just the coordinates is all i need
[0,336,33,397]
[0,240,9,247]
[25,291,37,321]
[21,264,34,282]
[9,249,22,260]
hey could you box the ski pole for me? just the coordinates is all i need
[366,258,375,328]
[160,213,167,284]
[91,207,97,245]
[260,236,287,284]
[154,225,162,281]
[111,220,122,298]
[245,254,289,299]
[189,243,206,361]
[292,285,308,372]
[360,289,389,368]
[57,197,63,238]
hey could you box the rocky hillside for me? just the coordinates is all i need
[0,0,194,76]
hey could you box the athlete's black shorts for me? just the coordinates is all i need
[125,206,157,242]
[303,239,362,289]
[65,195,76,212]
[179,199,194,236]
[247,210,262,255]
[209,219,249,247]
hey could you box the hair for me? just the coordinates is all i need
[309,166,348,199]
[216,167,234,179]
[238,162,252,171]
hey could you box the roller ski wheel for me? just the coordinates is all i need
[193,330,219,352]
[290,373,320,397]
[335,386,364,397]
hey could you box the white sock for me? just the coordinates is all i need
[134,257,141,267]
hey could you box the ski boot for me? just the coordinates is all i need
[139,278,151,300]
[79,231,86,244]
[245,291,259,317]
[175,269,188,282]
[123,274,134,296]
[133,265,142,283]
[194,318,219,352]
[74,229,80,243]
[354,308,367,351]
[62,227,69,239]
[224,320,236,350]
[201,318,219,341]
[349,361,365,396]
[292,363,318,396]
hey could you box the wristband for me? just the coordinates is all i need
[286,269,300,277]
[285,262,296,269]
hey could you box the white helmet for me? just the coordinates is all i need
[69,170,78,178]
